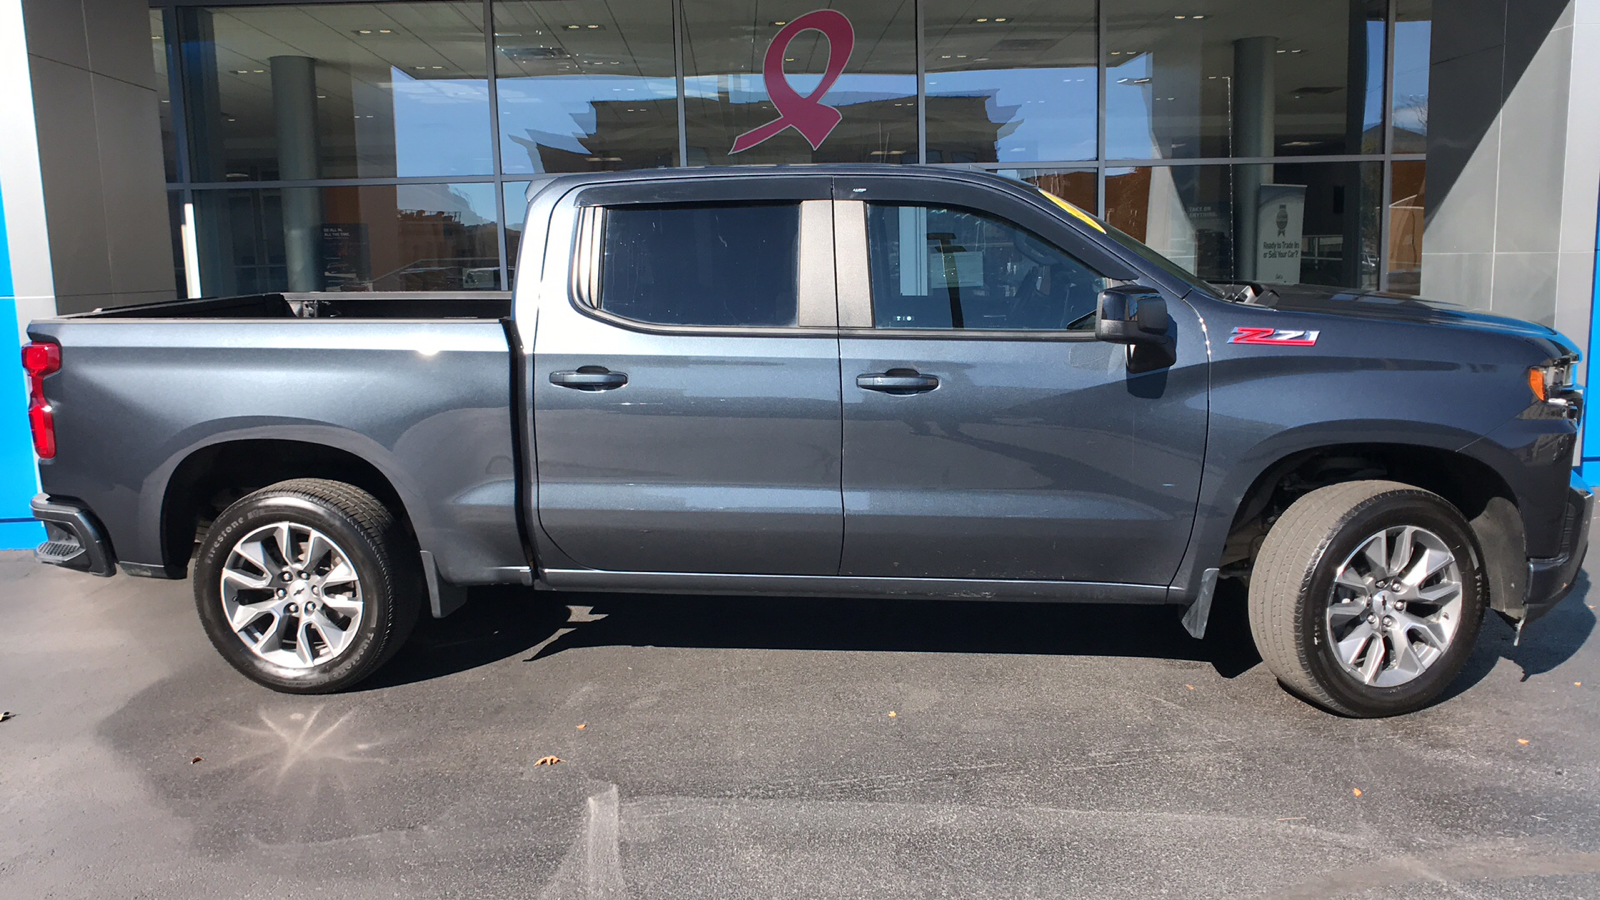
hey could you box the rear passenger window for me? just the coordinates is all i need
[598,203,800,327]
[864,203,1108,332]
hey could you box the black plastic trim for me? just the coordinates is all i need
[30,495,117,577]
[838,327,1098,342]
[420,550,467,618]
[1522,476,1593,625]
[543,568,1172,604]
[574,175,834,206]
[501,315,541,570]
[121,562,176,579]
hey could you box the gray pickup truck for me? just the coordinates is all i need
[21,166,1590,717]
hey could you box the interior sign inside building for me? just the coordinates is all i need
[1255,184,1306,284]
[730,10,855,154]
[321,223,370,290]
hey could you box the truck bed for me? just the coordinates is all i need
[71,291,513,321]
[26,293,525,586]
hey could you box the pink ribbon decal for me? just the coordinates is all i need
[729,10,855,154]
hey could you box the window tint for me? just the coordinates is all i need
[599,203,800,327]
[865,203,1108,331]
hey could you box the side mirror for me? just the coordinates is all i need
[1095,286,1176,373]
[1095,286,1168,343]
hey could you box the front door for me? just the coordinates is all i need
[834,177,1207,585]
[533,177,843,575]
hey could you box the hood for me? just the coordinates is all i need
[1236,282,1570,347]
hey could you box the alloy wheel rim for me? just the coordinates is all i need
[1325,525,1464,688]
[220,522,364,669]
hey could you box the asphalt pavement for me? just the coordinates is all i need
[3,531,1599,899]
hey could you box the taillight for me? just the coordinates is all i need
[21,341,61,460]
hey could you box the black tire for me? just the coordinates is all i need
[1248,480,1486,717]
[193,478,422,693]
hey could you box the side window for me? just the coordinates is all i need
[864,203,1109,332]
[597,202,800,327]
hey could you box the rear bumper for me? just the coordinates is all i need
[30,495,116,577]
[1522,473,1592,624]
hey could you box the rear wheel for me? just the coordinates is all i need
[1248,480,1486,717]
[193,478,421,693]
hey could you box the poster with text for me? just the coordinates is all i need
[1255,184,1306,284]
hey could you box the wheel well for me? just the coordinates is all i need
[1224,443,1527,616]
[159,440,414,578]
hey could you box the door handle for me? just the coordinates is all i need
[856,369,940,395]
[550,367,628,391]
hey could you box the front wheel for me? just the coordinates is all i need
[193,479,421,693]
[1248,480,1486,717]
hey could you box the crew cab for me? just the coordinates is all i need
[22,166,1590,716]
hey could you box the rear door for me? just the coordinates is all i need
[532,176,843,575]
[834,176,1208,585]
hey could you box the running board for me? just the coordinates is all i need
[541,568,1171,605]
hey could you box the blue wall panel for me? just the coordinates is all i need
[0,182,47,549]
[1583,187,1600,486]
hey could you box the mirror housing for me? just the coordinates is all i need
[1095,286,1176,373]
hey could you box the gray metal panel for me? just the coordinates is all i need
[838,309,1209,584]
[1166,287,1579,601]
[26,318,521,584]
[831,176,1207,584]
[528,183,844,575]
[531,336,844,574]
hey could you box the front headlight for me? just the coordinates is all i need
[1528,358,1581,415]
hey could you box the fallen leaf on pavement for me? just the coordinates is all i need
[1517,739,1531,745]
[1352,788,1363,797]
[190,757,203,764]
[576,723,587,730]
[1185,684,1195,691]
[887,711,897,718]
[535,755,563,766]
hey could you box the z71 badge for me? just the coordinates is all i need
[1230,326,1320,346]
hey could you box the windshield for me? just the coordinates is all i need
[1035,189,1227,300]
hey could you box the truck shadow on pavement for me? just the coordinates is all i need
[1443,570,1596,701]
[368,586,1263,691]
[367,573,1597,702]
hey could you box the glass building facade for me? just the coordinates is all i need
[151,0,1431,296]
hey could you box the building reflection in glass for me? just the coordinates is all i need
[1106,1,1385,160]
[160,0,1433,298]
[495,1,679,174]
[1106,163,1380,289]
[178,2,493,181]
[193,183,502,295]
[681,3,917,166]
[925,0,1097,164]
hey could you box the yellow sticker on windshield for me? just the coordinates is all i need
[1042,190,1107,233]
